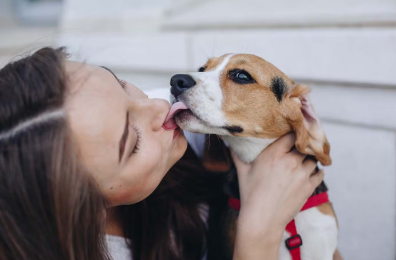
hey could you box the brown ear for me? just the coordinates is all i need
[285,84,332,166]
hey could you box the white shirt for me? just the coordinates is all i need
[106,235,133,260]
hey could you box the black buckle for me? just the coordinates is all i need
[285,234,303,250]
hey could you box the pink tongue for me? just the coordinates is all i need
[163,102,189,130]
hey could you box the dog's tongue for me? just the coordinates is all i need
[163,102,189,130]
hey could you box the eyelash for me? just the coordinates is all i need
[119,79,127,89]
[130,126,141,155]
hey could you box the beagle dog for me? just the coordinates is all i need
[164,54,340,260]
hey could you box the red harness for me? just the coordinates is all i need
[228,192,329,260]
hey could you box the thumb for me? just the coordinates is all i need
[231,150,251,175]
[266,132,296,155]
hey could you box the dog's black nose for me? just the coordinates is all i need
[170,74,196,97]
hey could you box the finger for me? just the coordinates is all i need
[309,169,324,188]
[302,157,317,176]
[231,150,251,175]
[267,133,296,155]
[288,148,308,163]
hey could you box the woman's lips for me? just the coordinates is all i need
[162,101,189,130]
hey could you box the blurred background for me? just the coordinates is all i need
[1,0,396,259]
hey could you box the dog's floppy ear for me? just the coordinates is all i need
[284,84,332,166]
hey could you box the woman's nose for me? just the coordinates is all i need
[145,98,171,131]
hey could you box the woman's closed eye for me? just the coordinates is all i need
[119,79,127,90]
[119,112,142,163]
[100,67,142,161]
[129,126,141,156]
[118,79,136,97]
[119,81,141,155]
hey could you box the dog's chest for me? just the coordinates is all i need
[279,207,338,260]
[221,136,277,163]
[185,132,338,260]
[223,172,338,260]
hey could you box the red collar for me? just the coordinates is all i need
[228,192,329,260]
[228,191,329,212]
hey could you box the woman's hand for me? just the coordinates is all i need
[232,133,324,260]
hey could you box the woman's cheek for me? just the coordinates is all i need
[114,167,158,205]
[137,144,164,173]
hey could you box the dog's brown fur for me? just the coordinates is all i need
[197,54,339,258]
[200,54,331,165]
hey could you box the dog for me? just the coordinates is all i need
[165,54,341,260]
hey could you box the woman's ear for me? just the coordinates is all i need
[285,84,332,166]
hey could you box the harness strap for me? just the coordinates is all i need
[301,192,329,212]
[228,197,241,211]
[285,219,302,260]
[228,191,330,260]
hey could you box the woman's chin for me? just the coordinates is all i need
[169,131,187,166]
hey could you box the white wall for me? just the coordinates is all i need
[60,0,396,259]
[0,0,58,68]
[0,0,15,26]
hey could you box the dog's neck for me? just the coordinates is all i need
[221,136,277,163]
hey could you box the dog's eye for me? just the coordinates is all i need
[229,69,255,84]
[236,73,250,80]
[198,66,206,72]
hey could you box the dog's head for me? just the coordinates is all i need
[169,54,331,165]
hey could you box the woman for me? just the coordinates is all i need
[0,47,323,260]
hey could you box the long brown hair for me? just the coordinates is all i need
[0,46,229,260]
[0,47,109,260]
[121,144,230,260]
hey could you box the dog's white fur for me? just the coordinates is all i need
[296,208,338,260]
[171,54,233,132]
[173,54,278,163]
[171,54,338,260]
[222,136,276,163]
[278,207,338,260]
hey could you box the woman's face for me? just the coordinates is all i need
[65,62,187,206]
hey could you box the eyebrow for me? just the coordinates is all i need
[118,112,129,162]
[100,66,120,81]
[100,66,129,162]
